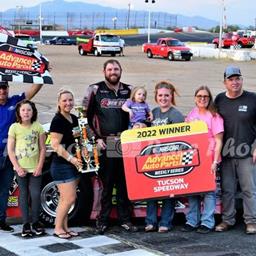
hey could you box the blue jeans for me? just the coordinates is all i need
[186,192,216,229]
[16,174,42,224]
[0,156,14,222]
[145,199,175,229]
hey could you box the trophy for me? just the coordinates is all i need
[72,106,100,173]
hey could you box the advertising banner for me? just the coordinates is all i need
[121,121,215,201]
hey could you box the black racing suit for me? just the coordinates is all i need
[85,81,132,225]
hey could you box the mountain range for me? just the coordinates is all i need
[2,0,219,30]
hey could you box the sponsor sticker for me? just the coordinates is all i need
[135,142,200,177]
[8,196,19,207]
[0,50,44,74]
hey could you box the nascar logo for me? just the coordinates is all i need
[135,142,200,178]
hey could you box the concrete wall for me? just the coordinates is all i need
[95,29,138,35]
[187,43,256,61]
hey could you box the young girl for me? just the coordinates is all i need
[122,86,153,128]
[182,86,223,234]
[145,80,184,233]
[7,100,46,237]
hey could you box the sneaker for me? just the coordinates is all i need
[21,223,32,237]
[215,222,233,232]
[120,222,138,232]
[145,224,157,232]
[181,224,197,232]
[32,221,45,235]
[95,222,108,235]
[196,225,212,234]
[0,221,14,232]
[246,223,256,234]
[158,226,169,233]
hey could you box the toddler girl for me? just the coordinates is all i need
[122,86,153,128]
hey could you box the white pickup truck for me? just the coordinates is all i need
[15,34,38,50]
[78,33,122,56]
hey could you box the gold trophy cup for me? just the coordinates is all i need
[72,106,100,173]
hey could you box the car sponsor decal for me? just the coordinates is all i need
[100,98,126,108]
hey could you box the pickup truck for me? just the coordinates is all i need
[142,38,193,61]
[78,33,121,56]
[212,32,255,48]
[15,34,38,50]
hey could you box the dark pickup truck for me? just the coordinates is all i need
[45,36,77,45]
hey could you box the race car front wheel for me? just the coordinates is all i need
[39,171,94,227]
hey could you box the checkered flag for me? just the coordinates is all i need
[0,33,53,84]
[32,60,42,71]
[181,150,194,165]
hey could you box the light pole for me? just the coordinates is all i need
[218,0,225,52]
[16,5,23,34]
[112,17,117,29]
[127,3,131,29]
[39,3,43,44]
[145,0,155,43]
[254,18,256,49]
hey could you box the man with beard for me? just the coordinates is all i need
[84,59,138,234]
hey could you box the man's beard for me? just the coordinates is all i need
[105,74,121,86]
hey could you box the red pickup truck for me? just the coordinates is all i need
[212,32,255,48]
[142,38,193,61]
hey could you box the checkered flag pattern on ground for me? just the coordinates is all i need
[181,151,194,165]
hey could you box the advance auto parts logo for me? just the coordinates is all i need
[135,141,200,178]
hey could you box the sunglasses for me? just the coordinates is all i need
[196,95,210,99]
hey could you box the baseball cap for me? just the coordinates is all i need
[224,65,242,79]
[0,81,9,89]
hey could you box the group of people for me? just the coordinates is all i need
[1,59,256,239]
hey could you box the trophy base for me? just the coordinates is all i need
[80,168,99,174]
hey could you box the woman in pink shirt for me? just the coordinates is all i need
[182,86,224,234]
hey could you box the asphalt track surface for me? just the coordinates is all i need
[41,32,218,46]
[122,32,218,46]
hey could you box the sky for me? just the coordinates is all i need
[0,0,255,27]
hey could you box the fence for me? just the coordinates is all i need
[0,11,178,30]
